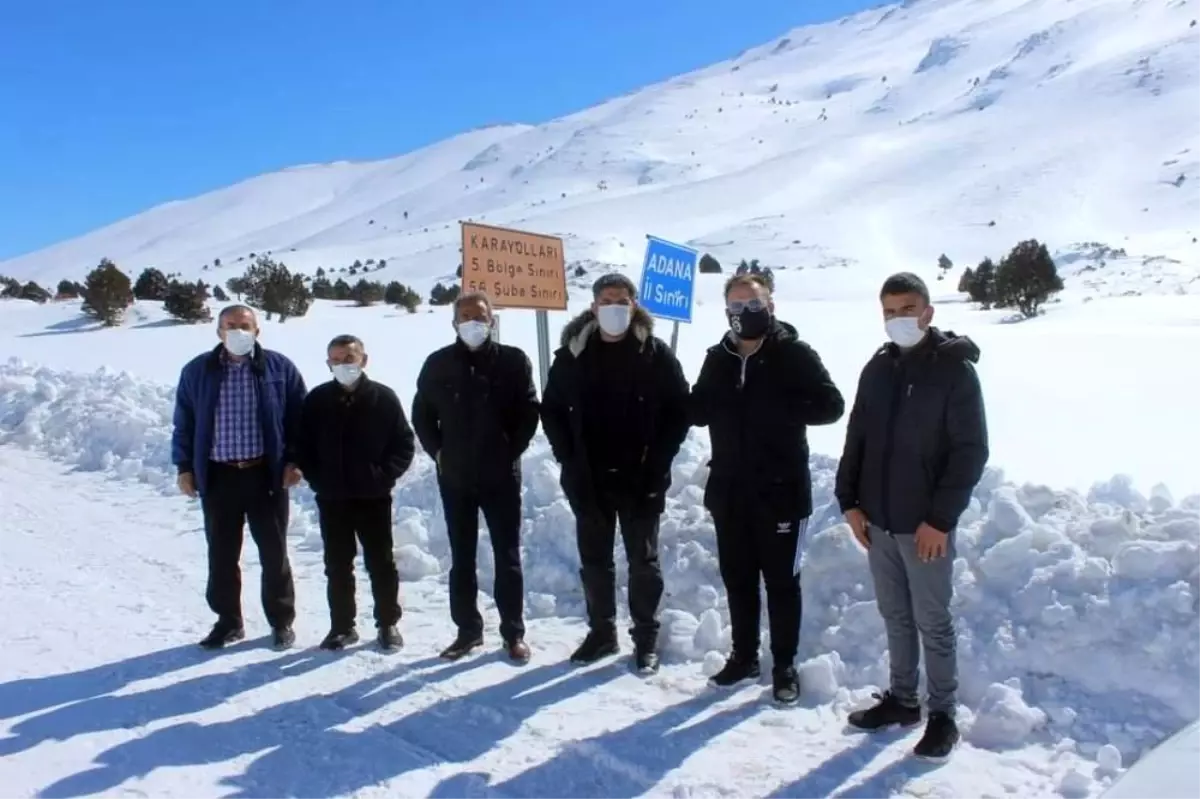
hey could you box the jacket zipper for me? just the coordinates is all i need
[880,360,906,534]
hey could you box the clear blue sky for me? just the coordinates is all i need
[0,0,880,260]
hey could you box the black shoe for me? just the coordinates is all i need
[569,630,619,664]
[913,711,959,762]
[847,691,923,731]
[272,626,296,650]
[634,645,660,675]
[377,625,403,652]
[440,632,484,661]
[199,621,245,650]
[709,653,761,687]
[320,628,360,651]
[772,665,800,705]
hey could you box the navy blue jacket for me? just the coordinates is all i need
[171,343,308,495]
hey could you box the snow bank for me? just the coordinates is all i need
[1,358,1197,763]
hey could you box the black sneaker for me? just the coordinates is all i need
[847,691,923,732]
[320,628,360,651]
[272,626,296,650]
[913,711,959,762]
[709,654,761,687]
[377,625,403,652]
[634,645,660,675]
[199,621,245,650]
[439,632,484,661]
[772,665,800,705]
[569,630,619,664]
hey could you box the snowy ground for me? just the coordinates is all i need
[1,287,1198,797]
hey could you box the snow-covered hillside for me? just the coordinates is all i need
[2,0,1198,299]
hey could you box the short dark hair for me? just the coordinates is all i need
[723,273,771,298]
[327,334,364,352]
[591,272,637,299]
[453,290,493,316]
[879,272,930,304]
[217,304,255,324]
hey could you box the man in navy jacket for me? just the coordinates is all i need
[171,304,308,650]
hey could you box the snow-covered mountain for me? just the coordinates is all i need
[3,0,1198,298]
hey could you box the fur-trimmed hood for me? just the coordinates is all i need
[559,306,655,357]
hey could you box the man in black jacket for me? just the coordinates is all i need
[412,291,540,663]
[297,334,415,652]
[691,272,844,703]
[835,272,988,761]
[541,273,690,675]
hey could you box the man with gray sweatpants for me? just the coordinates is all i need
[835,272,988,762]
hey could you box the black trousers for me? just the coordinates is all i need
[575,480,664,647]
[712,493,807,665]
[315,496,402,631]
[438,475,525,642]
[200,462,295,629]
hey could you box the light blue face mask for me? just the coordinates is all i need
[331,363,363,386]
[457,320,491,349]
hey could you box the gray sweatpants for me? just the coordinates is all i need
[867,524,957,716]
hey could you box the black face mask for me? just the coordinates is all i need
[729,308,771,340]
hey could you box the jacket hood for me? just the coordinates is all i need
[560,305,655,357]
[929,327,981,363]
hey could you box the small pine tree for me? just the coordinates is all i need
[966,258,997,307]
[56,278,81,299]
[332,278,351,301]
[0,275,20,297]
[81,258,134,326]
[350,278,385,306]
[429,282,461,306]
[384,280,421,313]
[239,255,313,322]
[311,275,334,300]
[957,267,975,294]
[20,281,51,303]
[212,285,229,302]
[455,263,463,278]
[936,253,953,281]
[163,280,212,323]
[226,276,250,300]
[699,254,722,274]
[993,239,1064,318]
[133,267,170,301]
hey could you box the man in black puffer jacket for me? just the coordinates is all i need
[691,272,844,704]
[412,290,540,664]
[541,273,690,675]
[836,271,988,763]
[297,334,415,653]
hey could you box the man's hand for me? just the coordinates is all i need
[283,463,303,488]
[845,508,871,550]
[914,522,948,562]
[177,472,197,498]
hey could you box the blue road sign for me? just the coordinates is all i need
[638,235,698,324]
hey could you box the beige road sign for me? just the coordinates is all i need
[460,221,568,311]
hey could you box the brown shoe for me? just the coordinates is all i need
[506,638,531,663]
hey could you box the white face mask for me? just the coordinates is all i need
[885,316,927,348]
[223,328,256,357]
[596,304,632,336]
[330,363,363,386]
[457,320,491,349]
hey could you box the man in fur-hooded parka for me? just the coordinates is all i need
[540,273,690,673]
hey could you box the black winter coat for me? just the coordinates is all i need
[834,327,989,536]
[411,339,539,488]
[690,320,845,521]
[297,375,415,500]
[540,306,690,514]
